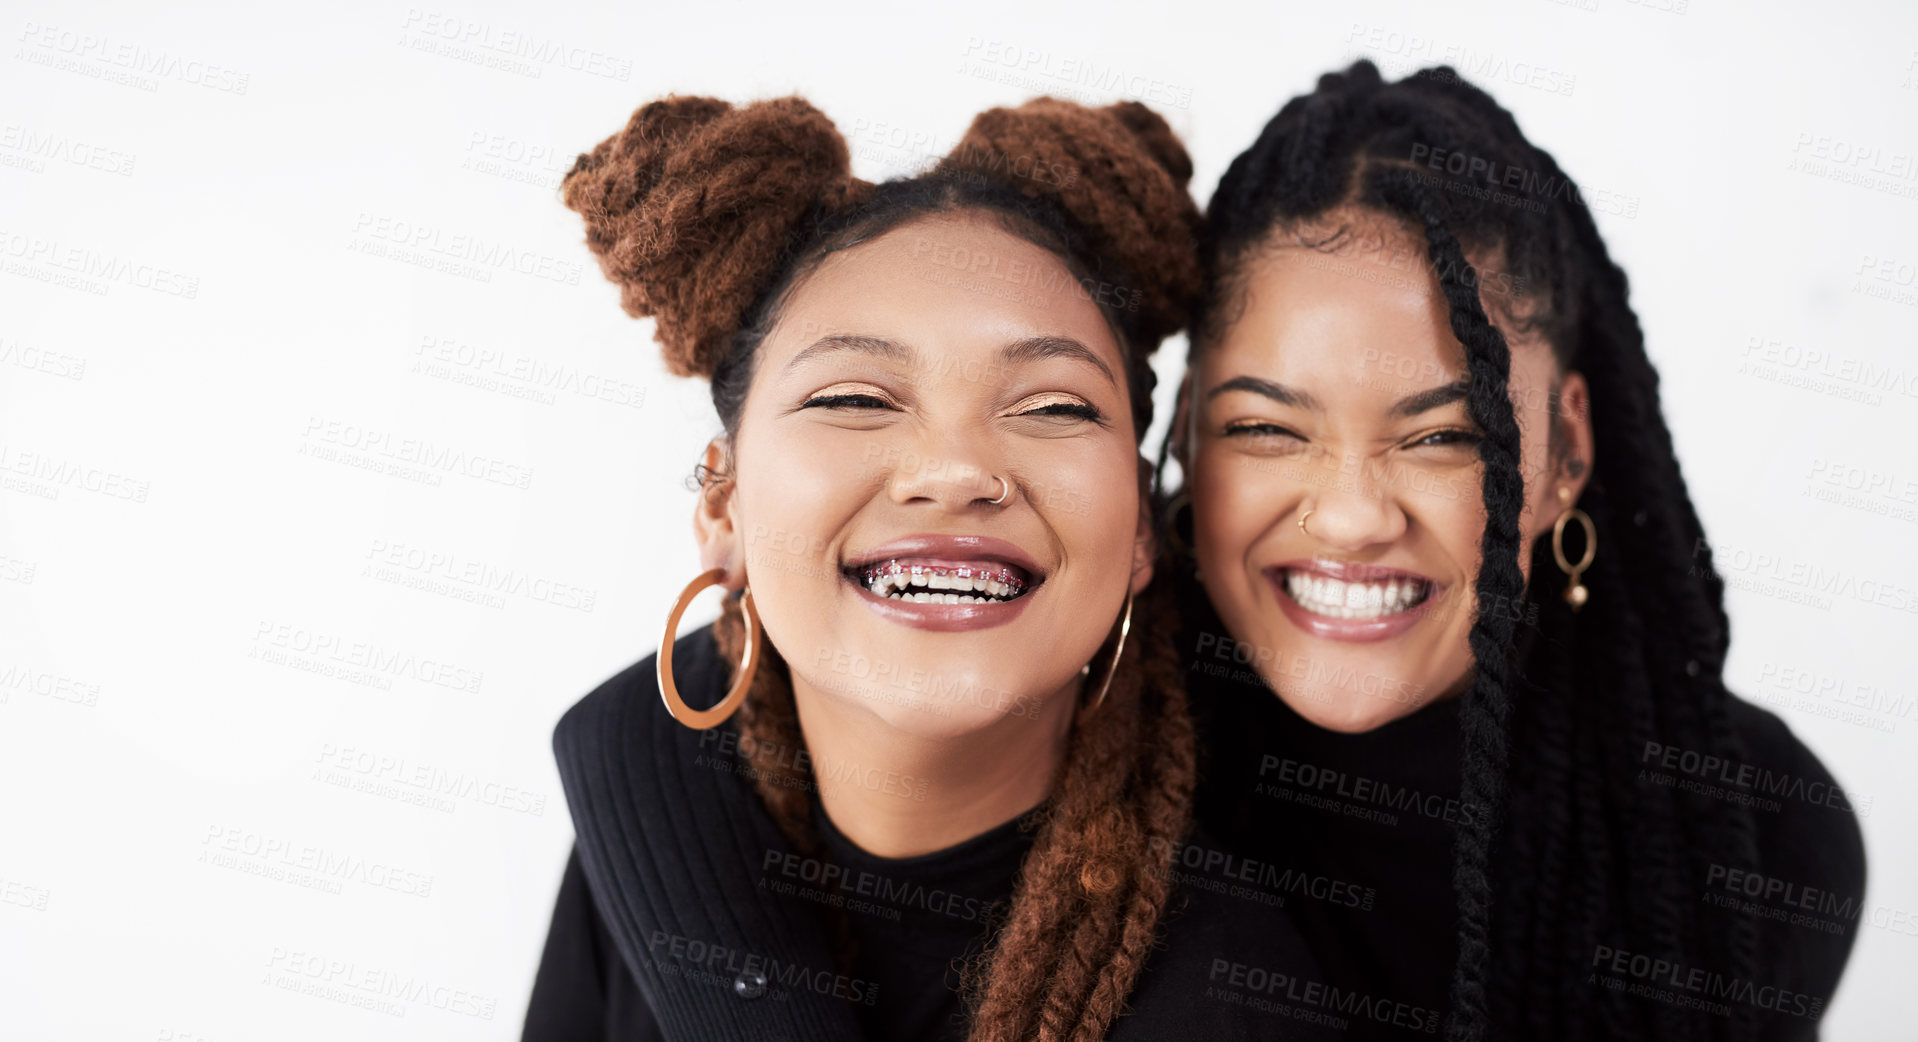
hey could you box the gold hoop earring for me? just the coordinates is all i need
[1552,488,1596,611]
[1080,592,1134,713]
[657,568,762,729]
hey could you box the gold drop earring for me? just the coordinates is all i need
[1552,485,1596,610]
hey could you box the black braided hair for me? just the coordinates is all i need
[1191,60,1763,1040]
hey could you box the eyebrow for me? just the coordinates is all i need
[1205,374,1471,418]
[1387,378,1471,418]
[784,334,913,372]
[998,335,1114,387]
[784,333,1115,387]
[1205,375,1322,410]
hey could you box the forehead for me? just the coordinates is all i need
[1205,210,1555,394]
[762,210,1122,367]
[1210,224,1465,389]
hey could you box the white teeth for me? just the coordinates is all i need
[856,561,1032,604]
[1285,570,1428,620]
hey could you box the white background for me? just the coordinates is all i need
[3,0,1915,1037]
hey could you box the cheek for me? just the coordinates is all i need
[732,442,854,588]
[1189,452,1287,584]
[1032,444,1140,568]
[739,460,828,524]
[1416,488,1487,576]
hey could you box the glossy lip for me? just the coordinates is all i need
[844,534,1046,633]
[1266,558,1446,643]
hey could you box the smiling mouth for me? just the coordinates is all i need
[1278,567,1433,620]
[846,559,1038,605]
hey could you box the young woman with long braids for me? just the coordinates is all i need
[1167,61,1867,1040]
[523,93,1334,1042]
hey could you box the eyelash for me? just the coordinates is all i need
[1222,421,1301,439]
[800,394,1104,422]
[1023,401,1103,421]
[1412,428,1482,448]
[1220,423,1482,448]
[801,393,893,410]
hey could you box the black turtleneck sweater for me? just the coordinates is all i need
[524,622,1347,1042]
[809,796,1035,1041]
[1183,598,1867,1040]
[1193,663,1467,1038]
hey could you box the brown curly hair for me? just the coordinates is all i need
[562,93,1201,1041]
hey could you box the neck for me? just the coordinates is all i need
[789,671,1081,859]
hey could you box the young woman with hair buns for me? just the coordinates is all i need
[522,94,1337,1042]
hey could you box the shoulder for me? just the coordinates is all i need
[546,618,730,886]
[1719,693,1867,882]
[543,623,868,1039]
[553,622,726,769]
[549,620,751,880]
[1715,693,1869,1008]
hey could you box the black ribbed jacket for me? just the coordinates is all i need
[531,623,863,1041]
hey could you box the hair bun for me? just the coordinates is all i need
[562,95,869,378]
[1104,100,1194,189]
[936,97,1201,350]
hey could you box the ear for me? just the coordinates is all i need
[1556,370,1595,504]
[691,438,747,590]
[1130,456,1157,596]
[1529,370,1596,544]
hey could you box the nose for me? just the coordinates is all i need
[1303,451,1407,549]
[885,443,1006,510]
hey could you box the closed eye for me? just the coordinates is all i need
[1008,392,1108,427]
[1021,402,1103,421]
[1223,420,1304,439]
[801,392,896,411]
[1408,428,1482,449]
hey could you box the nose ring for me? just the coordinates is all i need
[990,475,1011,505]
[1297,508,1315,536]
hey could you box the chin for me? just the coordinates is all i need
[807,657,1058,739]
[1266,676,1421,734]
